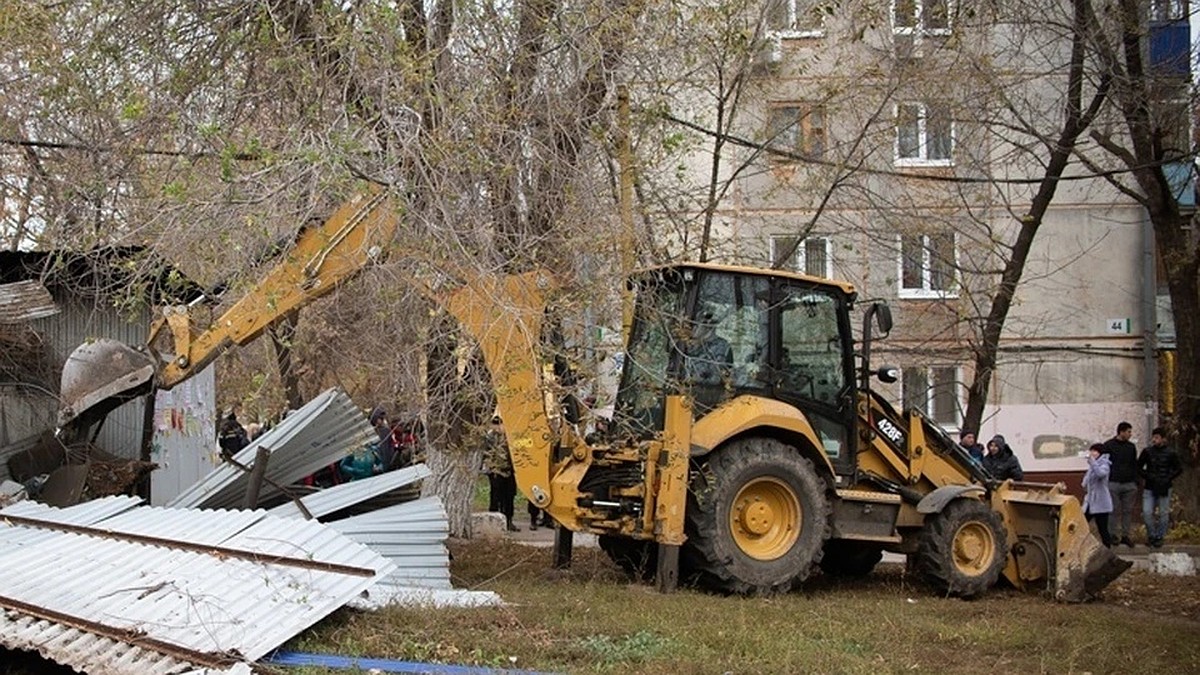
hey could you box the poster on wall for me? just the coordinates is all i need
[978,401,1152,476]
[149,364,217,505]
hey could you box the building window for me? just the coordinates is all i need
[766,104,826,159]
[772,235,832,277]
[766,0,826,36]
[1151,0,1187,22]
[899,232,956,297]
[893,0,952,36]
[896,102,953,165]
[902,365,961,427]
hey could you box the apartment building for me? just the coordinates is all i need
[666,0,1192,481]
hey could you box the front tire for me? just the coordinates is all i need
[684,437,830,594]
[915,499,1007,598]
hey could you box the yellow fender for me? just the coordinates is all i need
[689,395,836,477]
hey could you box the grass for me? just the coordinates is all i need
[4,536,1197,674]
[274,539,1200,675]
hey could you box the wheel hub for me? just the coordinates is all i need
[952,522,996,576]
[730,477,801,561]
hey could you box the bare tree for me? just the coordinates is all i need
[1,0,652,534]
[1080,0,1200,518]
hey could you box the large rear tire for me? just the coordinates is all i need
[684,437,830,594]
[915,499,1007,598]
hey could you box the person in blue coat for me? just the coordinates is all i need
[958,430,985,464]
[1082,443,1114,548]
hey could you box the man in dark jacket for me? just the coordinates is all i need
[983,435,1024,481]
[1101,421,1139,547]
[218,408,249,456]
[369,406,398,470]
[959,430,985,464]
[1137,427,1183,548]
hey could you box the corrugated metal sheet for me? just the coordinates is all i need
[264,463,499,607]
[167,388,373,510]
[150,365,218,506]
[0,387,57,453]
[0,611,254,675]
[0,280,59,322]
[329,497,452,589]
[0,432,42,483]
[0,495,143,552]
[267,463,431,520]
[0,497,394,674]
[329,497,501,609]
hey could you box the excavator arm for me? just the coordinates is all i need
[152,190,397,388]
[58,188,399,427]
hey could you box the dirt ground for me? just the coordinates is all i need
[1102,567,1200,621]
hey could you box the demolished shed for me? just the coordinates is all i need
[0,496,394,674]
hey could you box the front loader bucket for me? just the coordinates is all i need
[58,338,157,427]
[993,482,1132,602]
[1049,491,1133,602]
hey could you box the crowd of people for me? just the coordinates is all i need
[958,420,1183,548]
[216,403,425,488]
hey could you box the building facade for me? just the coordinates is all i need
[653,0,1192,482]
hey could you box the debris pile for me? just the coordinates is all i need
[0,387,501,674]
[5,432,157,507]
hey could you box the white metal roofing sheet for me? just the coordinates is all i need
[0,610,253,675]
[167,388,374,510]
[0,495,143,554]
[267,463,431,520]
[0,497,394,673]
[327,497,453,591]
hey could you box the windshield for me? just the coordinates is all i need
[614,271,685,437]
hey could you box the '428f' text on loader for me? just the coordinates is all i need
[58,189,1130,601]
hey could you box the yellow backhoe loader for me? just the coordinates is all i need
[58,189,1129,601]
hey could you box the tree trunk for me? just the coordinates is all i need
[423,310,491,537]
[1160,231,1200,521]
[963,3,1106,434]
[268,310,305,411]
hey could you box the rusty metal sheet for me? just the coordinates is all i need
[36,462,89,506]
[0,280,59,323]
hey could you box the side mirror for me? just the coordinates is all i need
[874,302,893,335]
[875,366,899,384]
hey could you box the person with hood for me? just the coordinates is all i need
[1082,442,1114,548]
[983,434,1024,481]
[217,407,249,455]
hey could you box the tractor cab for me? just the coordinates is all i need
[613,263,860,474]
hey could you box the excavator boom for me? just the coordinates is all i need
[58,188,398,427]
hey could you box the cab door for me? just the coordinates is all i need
[771,281,857,474]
